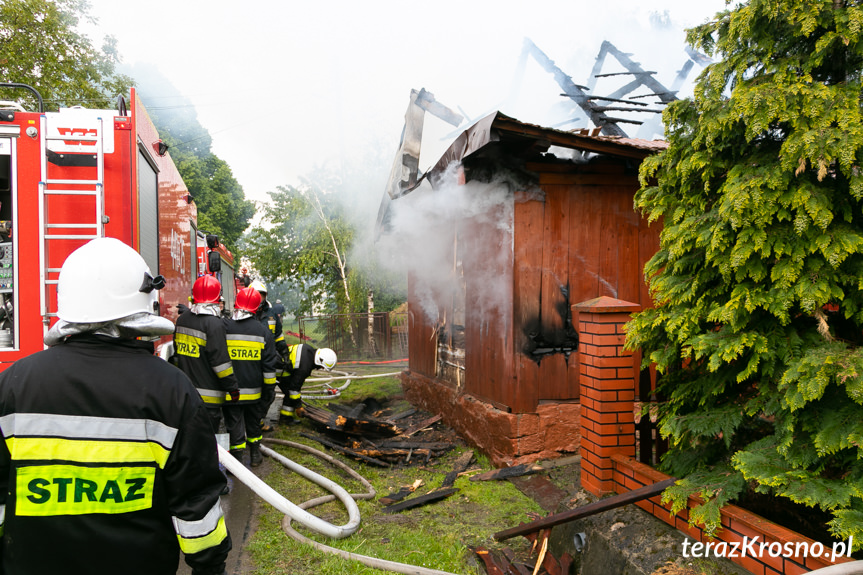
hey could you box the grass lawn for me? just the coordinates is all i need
[243,370,546,575]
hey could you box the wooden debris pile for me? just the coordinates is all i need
[471,519,573,575]
[469,455,581,483]
[300,400,455,466]
[379,450,474,514]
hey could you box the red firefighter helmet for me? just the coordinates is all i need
[192,274,221,304]
[235,286,262,313]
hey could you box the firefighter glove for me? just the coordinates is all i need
[227,388,240,402]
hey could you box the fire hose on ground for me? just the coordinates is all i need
[299,369,404,400]
[218,439,463,575]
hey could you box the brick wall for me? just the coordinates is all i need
[573,295,854,574]
[400,370,580,466]
[612,456,853,575]
[574,296,640,496]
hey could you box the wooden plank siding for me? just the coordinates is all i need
[511,191,545,413]
[405,155,660,415]
[537,185,571,399]
[407,269,438,378]
[462,203,515,410]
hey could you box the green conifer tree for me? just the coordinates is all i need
[629,0,863,544]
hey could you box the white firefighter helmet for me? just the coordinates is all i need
[56,237,165,323]
[314,347,337,371]
[250,280,267,296]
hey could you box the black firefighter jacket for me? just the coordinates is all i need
[0,334,231,575]
[174,308,239,405]
[223,316,280,403]
[279,343,319,393]
[258,304,288,357]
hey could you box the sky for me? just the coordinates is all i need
[81,0,730,205]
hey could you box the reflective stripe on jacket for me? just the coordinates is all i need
[174,311,238,405]
[0,334,230,575]
[223,317,279,404]
[258,306,287,356]
[278,343,318,393]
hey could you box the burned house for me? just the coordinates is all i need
[382,111,666,466]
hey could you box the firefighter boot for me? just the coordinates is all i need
[249,442,263,467]
[229,449,245,465]
[279,406,302,426]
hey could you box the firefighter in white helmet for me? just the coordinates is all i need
[278,344,338,425]
[0,237,231,575]
[250,280,287,356]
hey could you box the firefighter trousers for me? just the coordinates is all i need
[223,402,261,452]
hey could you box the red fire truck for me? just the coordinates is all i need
[0,83,234,370]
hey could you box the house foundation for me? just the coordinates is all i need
[401,370,580,467]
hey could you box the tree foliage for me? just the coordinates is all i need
[131,72,255,248]
[168,146,254,247]
[0,0,131,110]
[629,0,863,545]
[243,183,356,317]
[242,142,406,320]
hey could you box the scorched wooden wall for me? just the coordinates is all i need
[407,155,660,415]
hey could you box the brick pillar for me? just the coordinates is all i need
[574,296,640,497]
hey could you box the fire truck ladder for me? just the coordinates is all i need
[38,114,107,323]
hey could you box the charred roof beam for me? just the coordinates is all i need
[522,38,628,138]
[592,41,679,105]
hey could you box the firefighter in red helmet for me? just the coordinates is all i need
[0,238,231,575]
[221,287,279,467]
[174,275,241,434]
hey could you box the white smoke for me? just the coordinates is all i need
[374,163,544,324]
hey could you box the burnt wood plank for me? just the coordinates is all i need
[381,488,458,514]
[509,474,569,513]
[540,185,569,346]
[469,547,506,575]
[385,408,416,422]
[494,477,677,541]
[400,414,441,437]
[378,488,413,506]
[439,450,474,488]
[303,403,400,439]
[346,403,366,419]
[541,551,562,575]
[470,463,543,482]
[298,433,390,468]
[501,548,532,575]
[359,448,431,460]
[567,180,603,399]
[376,440,454,451]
